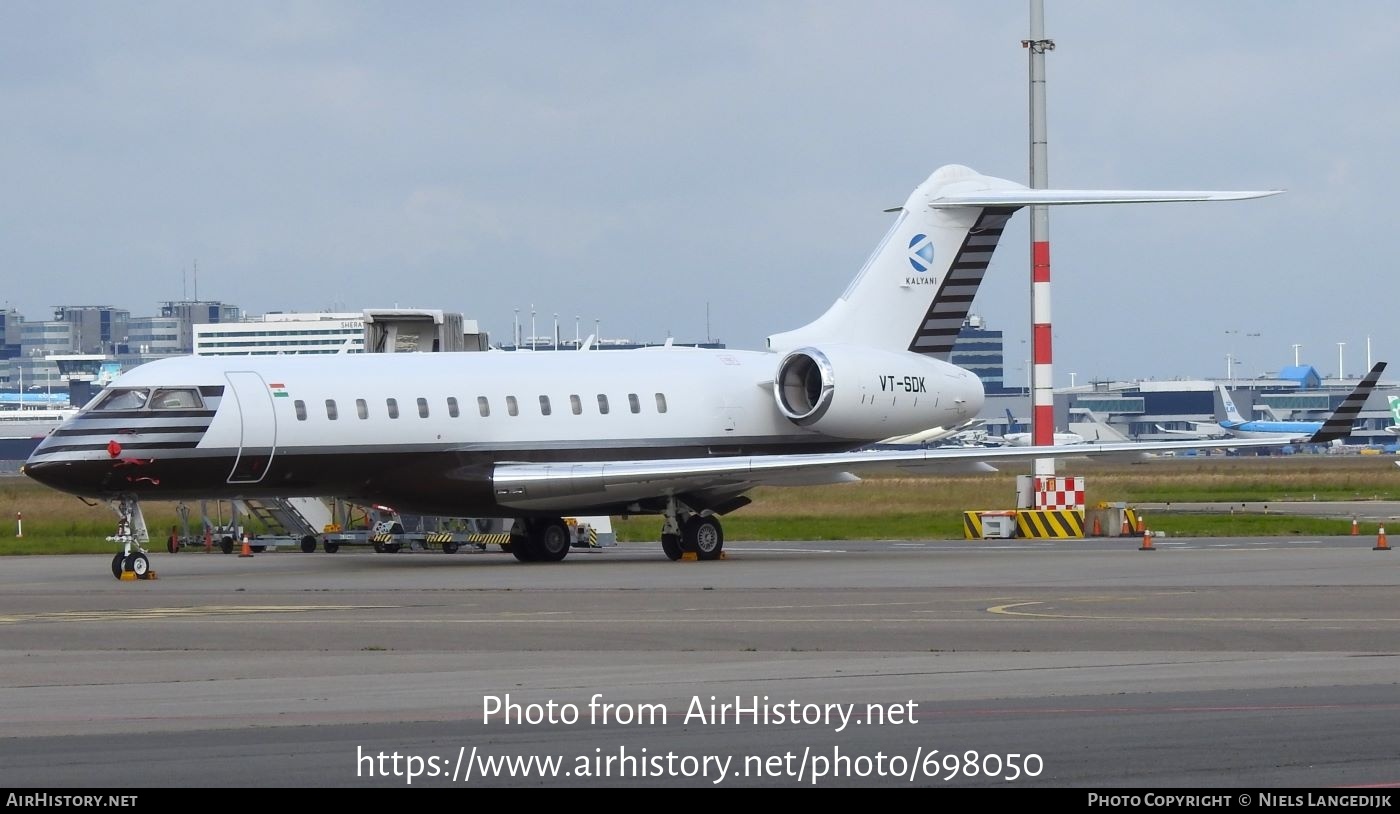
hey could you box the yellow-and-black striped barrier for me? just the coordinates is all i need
[469,533,513,546]
[1016,509,1085,539]
[962,511,984,540]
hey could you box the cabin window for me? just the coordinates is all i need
[417,397,429,418]
[150,388,203,410]
[386,398,399,419]
[477,396,490,417]
[294,400,307,421]
[325,399,338,420]
[655,393,668,413]
[356,399,368,419]
[506,396,519,417]
[92,388,149,411]
[539,395,552,416]
[628,393,640,414]
[447,397,460,418]
[570,394,582,415]
[597,394,610,415]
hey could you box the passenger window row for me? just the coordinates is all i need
[293,392,669,421]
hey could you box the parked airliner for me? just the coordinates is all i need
[1213,368,1384,439]
[23,164,1291,577]
[995,409,1085,447]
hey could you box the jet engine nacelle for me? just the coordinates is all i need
[772,345,985,440]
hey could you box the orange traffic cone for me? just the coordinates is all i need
[239,533,254,558]
[1136,514,1146,534]
[1352,518,1359,536]
[1139,527,1155,551]
[1375,525,1390,552]
[1092,515,1102,537]
[1121,516,1131,536]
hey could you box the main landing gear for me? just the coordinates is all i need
[108,496,156,580]
[505,517,572,563]
[660,497,724,562]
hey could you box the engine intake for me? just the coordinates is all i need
[774,348,834,425]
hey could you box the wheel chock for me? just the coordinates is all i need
[681,551,699,561]
[141,571,158,580]
[119,571,137,581]
[719,551,727,560]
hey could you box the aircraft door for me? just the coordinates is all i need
[225,371,278,484]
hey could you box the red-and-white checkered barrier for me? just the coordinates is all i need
[1034,476,1084,510]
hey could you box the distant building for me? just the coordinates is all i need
[126,316,185,356]
[0,310,21,361]
[161,300,242,353]
[20,320,73,359]
[51,305,129,355]
[950,314,1007,394]
[194,312,366,356]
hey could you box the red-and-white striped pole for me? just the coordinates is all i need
[1025,0,1056,478]
[1032,239,1054,456]
[15,511,22,539]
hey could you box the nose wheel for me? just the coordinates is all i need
[107,496,157,580]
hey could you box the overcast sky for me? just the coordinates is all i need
[2,1,1395,382]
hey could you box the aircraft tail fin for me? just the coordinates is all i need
[765,164,1280,357]
[1004,408,1021,434]
[1071,409,1131,443]
[1309,362,1387,444]
[1219,386,1247,424]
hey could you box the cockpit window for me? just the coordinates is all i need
[92,388,150,411]
[150,388,204,410]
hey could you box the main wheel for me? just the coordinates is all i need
[661,533,683,561]
[300,535,317,553]
[111,552,126,579]
[324,541,340,553]
[684,516,724,561]
[442,541,460,554]
[508,537,535,562]
[125,552,150,579]
[530,519,572,562]
[373,542,386,553]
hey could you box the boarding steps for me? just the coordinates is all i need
[235,497,334,538]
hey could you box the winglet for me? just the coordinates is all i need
[1308,362,1387,444]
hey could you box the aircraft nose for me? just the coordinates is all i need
[22,459,104,498]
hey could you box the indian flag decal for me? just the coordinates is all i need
[270,383,289,398]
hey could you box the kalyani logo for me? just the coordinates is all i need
[906,234,937,285]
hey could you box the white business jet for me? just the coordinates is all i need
[23,165,1287,577]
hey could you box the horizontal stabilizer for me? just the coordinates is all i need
[926,189,1282,208]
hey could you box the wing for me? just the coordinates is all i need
[490,437,1293,513]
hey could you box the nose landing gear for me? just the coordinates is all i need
[108,496,157,580]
